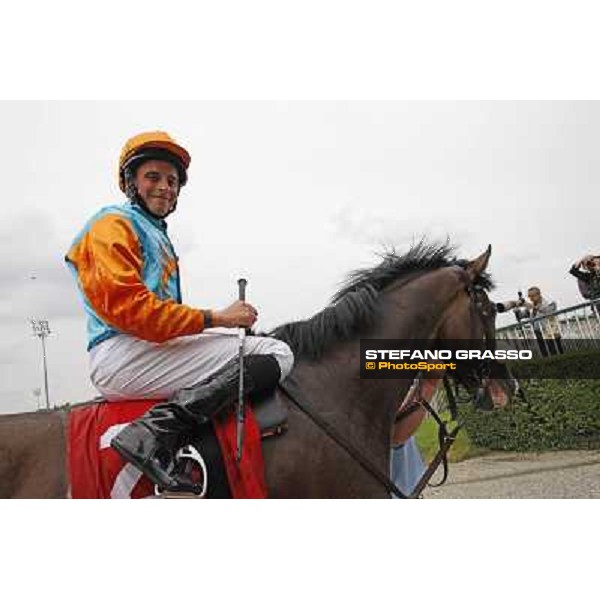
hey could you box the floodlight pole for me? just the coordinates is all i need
[31,319,51,410]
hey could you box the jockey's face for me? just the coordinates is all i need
[135,160,180,218]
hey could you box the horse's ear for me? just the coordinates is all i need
[465,244,492,281]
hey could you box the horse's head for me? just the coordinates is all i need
[435,245,518,410]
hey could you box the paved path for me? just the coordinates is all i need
[423,449,600,499]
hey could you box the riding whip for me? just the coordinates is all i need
[236,278,247,463]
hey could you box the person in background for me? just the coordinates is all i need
[526,286,564,357]
[569,254,600,302]
[390,438,426,499]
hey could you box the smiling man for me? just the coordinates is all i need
[65,131,294,493]
[134,160,179,216]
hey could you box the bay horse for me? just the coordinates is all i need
[0,243,513,498]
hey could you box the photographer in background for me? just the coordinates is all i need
[526,286,563,357]
[569,254,600,302]
[496,287,563,357]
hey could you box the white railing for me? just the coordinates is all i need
[496,300,600,357]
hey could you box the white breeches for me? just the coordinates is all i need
[89,331,294,400]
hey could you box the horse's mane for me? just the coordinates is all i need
[269,241,493,360]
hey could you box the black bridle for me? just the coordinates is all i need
[444,283,501,412]
[456,283,525,407]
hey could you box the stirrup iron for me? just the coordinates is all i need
[154,444,208,498]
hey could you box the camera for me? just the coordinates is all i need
[495,291,531,321]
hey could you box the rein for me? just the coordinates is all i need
[280,376,410,499]
[394,373,462,494]
[280,372,462,499]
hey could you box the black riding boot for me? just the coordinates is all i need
[110,354,281,492]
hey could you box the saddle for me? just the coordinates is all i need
[68,393,288,499]
[161,393,289,497]
[165,393,288,498]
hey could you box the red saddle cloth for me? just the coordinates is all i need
[68,399,267,499]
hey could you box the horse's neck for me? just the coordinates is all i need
[291,347,412,461]
[284,269,463,463]
[310,271,461,445]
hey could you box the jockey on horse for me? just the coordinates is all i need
[65,131,295,494]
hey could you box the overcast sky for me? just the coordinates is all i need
[1,101,598,414]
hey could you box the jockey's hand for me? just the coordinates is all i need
[213,300,258,328]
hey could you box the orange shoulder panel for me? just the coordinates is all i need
[67,214,205,342]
